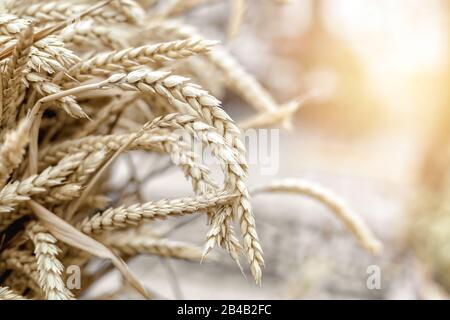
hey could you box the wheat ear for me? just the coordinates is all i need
[252,179,383,255]
[11,2,134,26]
[79,191,237,235]
[0,152,87,231]
[1,23,33,128]
[105,234,203,261]
[68,38,218,81]
[26,222,75,300]
[0,118,31,188]
[101,70,264,284]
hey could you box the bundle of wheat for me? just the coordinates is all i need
[0,0,380,300]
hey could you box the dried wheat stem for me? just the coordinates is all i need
[252,179,383,255]
[228,0,246,39]
[164,0,218,17]
[27,79,117,175]
[79,191,237,235]
[26,222,75,300]
[238,98,306,129]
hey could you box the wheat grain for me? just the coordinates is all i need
[0,14,30,36]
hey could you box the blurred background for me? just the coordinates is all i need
[90,0,450,299]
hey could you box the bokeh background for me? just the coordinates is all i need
[88,0,450,299]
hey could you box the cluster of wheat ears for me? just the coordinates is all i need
[0,0,381,300]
